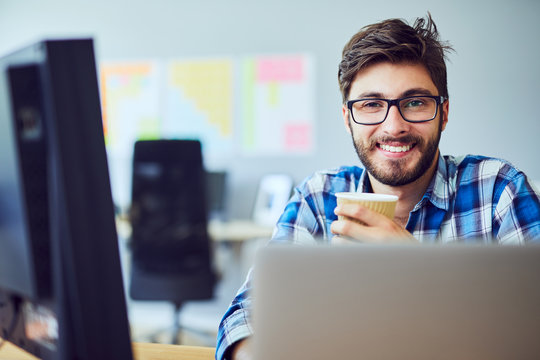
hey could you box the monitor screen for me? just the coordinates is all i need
[0,39,133,359]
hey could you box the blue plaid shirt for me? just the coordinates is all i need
[216,154,540,359]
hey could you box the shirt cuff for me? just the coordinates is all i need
[216,313,253,360]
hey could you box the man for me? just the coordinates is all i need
[216,14,540,360]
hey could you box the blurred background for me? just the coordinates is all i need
[2,0,539,348]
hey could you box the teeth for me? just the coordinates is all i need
[380,144,412,153]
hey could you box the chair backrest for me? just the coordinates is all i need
[129,140,214,288]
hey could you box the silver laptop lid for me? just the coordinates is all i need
[253,244,540,360]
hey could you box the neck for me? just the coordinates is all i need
[367,151,440,227]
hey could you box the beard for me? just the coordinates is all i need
[350,120,442,187]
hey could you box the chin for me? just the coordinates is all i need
[367,153,435,186]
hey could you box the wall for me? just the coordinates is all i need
[1,0,539,218]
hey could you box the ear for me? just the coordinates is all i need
[440,99,449,132]
[342,103,352,134]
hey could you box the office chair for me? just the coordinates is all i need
[128,139,216,344]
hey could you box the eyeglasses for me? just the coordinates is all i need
[346,95,446,125]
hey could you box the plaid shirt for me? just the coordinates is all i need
[216,154,540,359]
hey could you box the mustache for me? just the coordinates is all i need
[368,135,424,150]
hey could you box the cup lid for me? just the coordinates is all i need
[335,192,398,202]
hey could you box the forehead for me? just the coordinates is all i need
[349,62,437,99]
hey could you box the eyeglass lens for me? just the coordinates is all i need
[351,96,438,124]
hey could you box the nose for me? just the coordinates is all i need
[380,104,411,136]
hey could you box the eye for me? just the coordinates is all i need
[403,98,426,108]
[358,100,385,109]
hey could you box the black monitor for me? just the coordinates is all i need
[0,39,133,359]
[205,170,228,220]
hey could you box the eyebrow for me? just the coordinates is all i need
[402,88,435,97]
[354,88,436,99]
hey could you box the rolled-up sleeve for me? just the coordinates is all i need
[215,271,254,360]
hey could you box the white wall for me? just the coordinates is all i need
[2,0,539,218]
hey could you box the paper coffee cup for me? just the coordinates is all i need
[335,192,398,221]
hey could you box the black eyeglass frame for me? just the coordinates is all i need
[346,95,447,125]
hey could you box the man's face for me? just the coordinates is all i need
[342,62,449,187]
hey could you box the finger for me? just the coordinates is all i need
[331,234,361,245]
[332,218,414,243]
[335,204,392,227]
[331,219,370,240]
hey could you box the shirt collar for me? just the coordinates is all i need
[356,155,450,211]
[417,155,450,211]
[357,168,372,193]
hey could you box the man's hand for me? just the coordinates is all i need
[331,203,417,244]
[231,338,252,360]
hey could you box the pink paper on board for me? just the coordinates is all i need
[284,123,312,151]
[256,56,304,83]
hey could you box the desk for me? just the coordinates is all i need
[134,343,214,360]
[0,341,214,360]
[116,217,274,243]
[208,219,274,242]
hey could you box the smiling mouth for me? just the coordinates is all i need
[377,143,416,153]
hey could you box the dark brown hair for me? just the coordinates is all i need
[338,13,454,102]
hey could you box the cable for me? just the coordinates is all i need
[0,296,22,350]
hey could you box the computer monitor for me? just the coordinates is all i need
[205,170,227,220]
[0,39,133,359]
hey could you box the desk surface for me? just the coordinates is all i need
[0,341,214,360]
[208,219,274,242]
[116,217,274,243]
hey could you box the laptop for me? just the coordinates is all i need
[253,244,540,359]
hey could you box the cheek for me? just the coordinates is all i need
[345,120,352,135]
[411,121,439,138]
[350,125,377,143]
[428,121,443,138]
